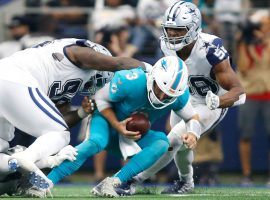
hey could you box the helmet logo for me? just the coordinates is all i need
[161,59,168,70]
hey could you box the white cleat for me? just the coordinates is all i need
[91,177,121,198]
[8,158,19,172]
[11,153,53,190]
[29,170,53,190]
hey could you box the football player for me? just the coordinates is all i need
[115,1,246,195]
[45,56,201,198]
[0,38,145,190]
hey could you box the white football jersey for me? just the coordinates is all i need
[0,38,111,105]
[161,32,229,104]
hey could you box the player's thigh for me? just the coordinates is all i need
[0,81,67,137]
[0,117,14,147]
[238,100,259,138]
[137,130,169,149]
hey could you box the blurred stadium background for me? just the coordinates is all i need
[0,0,270,189]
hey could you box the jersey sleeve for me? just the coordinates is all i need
[206,37,229,66]
[109,72,128,102]
[172,87,190,111]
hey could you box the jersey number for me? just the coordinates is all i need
[189,76,219,96]
[48,79,83,104]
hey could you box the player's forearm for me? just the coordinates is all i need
[63,110,84,128]
[113,57,144,71]
[100,108,121,131]
[219,87,246,108]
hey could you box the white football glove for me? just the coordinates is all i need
[206,91,220,110]
[52,145,78,167]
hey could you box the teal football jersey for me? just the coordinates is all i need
[109,68,190,123]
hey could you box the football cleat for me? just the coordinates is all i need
[161,180,194,194]
[8,158,19,172]
[22,186,48,198]
[114,179,136,196]
[91,177,121,198]
[29,171,53,189]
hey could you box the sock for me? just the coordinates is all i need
[48,139,102,184]
[175,149,194,183]
[134,129,183,183]
[115,140,169,183]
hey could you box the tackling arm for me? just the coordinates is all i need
[174,100,201,149]
[65,45,144,71]
[208,59,246,109]
[57,97,95,128]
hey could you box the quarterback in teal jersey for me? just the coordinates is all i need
[47,56,201,197]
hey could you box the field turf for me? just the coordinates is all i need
[1,184,270,200]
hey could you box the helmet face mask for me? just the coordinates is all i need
[161,1,202,51]
[147,56,188,109]
[80,71,114,96]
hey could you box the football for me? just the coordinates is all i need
[126,112,151,134]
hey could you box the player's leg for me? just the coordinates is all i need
[115,130,169,183]
[0,80,70,188]
[48,113,110,185]
[238,100,257,186]
[162,106,227,194]
[94,130,169,197]
[134,120,186,183]
[0,81,70,163]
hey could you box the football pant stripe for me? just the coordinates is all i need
[35,88,64,119]
[28,87,68,129]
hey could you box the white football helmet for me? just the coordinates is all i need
[147,56,188,109]
[161,1,202,51]
[81,71,114,96]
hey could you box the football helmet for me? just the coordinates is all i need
[161,1,202,51]
[81,71,114,96]
[147,56,188,109]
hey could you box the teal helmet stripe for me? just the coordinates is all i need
[171,58,183,90]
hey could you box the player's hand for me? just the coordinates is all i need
[181,133,197,149]
[117,118,141,140]
[206,91,220,110]
[82,96,96,114]
[78,97,96,118]
[55,145,78,165]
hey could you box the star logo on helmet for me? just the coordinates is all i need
[188,8,195,14]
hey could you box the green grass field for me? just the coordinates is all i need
[2,185,270,200]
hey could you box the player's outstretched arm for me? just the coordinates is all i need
[56,97,96,128]
[65,45,144,71]
[207,59,246,109]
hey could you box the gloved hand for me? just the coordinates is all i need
[52,145,78,167]
[205,91,220,110]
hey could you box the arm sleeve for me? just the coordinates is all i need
[108,72,128,102]
[206,37,229,66]
[174,99,196,121]
[95,83,112,112]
